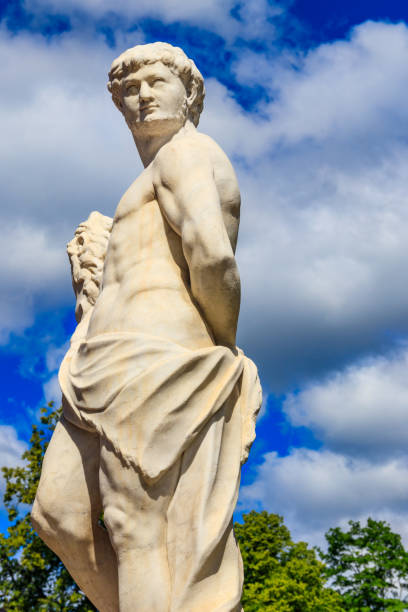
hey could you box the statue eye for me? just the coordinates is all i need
[126,84,139,95]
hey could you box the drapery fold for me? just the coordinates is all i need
[59,331,262,610]
[60,332,261,482]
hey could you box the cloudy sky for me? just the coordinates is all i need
[2,0,408,547]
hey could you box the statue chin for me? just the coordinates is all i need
[130,112,186,137]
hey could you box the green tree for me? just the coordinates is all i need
[234,510,344,611]
[0,403,96,611]
[321,518,408,611]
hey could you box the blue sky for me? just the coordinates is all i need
[2,0,408,545]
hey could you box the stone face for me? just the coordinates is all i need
[31,42,262,612]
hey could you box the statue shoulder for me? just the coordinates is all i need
[153,131,230,187]
[188,133,240,197]
[153,132,215,189]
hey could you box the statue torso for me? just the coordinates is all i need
[87,133,240,350]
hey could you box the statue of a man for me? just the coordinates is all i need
[32,42,261,612]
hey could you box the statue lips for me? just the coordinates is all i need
[140,104,159,119]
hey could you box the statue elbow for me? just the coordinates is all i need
[196,251,236,276]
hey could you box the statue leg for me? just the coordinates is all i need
[99,439,179,612]
[31,417,119,612]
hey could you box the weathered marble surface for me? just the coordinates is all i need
[31,42,262,612]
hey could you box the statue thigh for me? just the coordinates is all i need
[99,438,181,610]
[32,417,102,559]
[32,418,121,612]
[99,439,180,553]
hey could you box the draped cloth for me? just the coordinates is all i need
[59,331,262,611]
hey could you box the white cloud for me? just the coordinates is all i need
[230,22,408,387]
[0,426,27,505]
[45,342,69,373]
[235,143,408,388]
[43,374,61,406]
[0,222,67,341]
[0,28,139,228]
[3,20,408,393]
[28,0,232,21]
[0,426,27,468]
[0,224,65,286]
[284,346,408,459]
[0,29,139,340]
[200,79,268,159]
[240,448,408,547]
[241,336,408,546]
[234,21,408,146]
[25,0,284,41]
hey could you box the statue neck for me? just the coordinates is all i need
[132,120,195,167]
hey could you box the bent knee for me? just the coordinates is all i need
[31,489,95,550]
[104,503,165,552]
[103,506,130,550]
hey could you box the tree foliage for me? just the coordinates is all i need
[0,404,96,611]
[234,510,344,611]
[321,518,408,611]
[3,404,408,612]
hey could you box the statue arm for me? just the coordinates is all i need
[153,143,240,349]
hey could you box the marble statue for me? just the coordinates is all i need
[31,42,262,612]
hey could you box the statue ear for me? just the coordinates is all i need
[186,80,197,109]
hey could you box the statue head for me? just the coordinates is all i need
[107,42,205,132]
[67,211,113,323]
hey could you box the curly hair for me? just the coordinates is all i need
[67,211,113,322]
[107,42,205,127]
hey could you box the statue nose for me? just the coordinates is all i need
[139,82,154,100]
